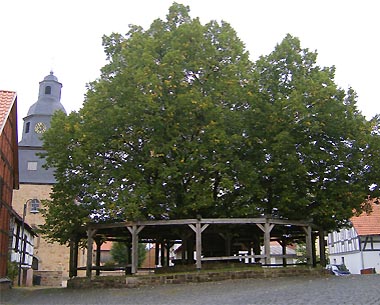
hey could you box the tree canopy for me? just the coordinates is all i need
[40,3,379,245]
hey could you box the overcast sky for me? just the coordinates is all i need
[1,0,379,135]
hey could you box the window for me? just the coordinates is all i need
[329,233,334,245]
[30,199,40,213]
[15,225,20,251]
[32,257,39,270]
[25,122,30,133]
[340,231,345,239]
[27,161,38,171]
[45,86,51,94]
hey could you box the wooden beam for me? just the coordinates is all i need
[87,217,312,230]
[201,255,266,261]
[86,228,97,278]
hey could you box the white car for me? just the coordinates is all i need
[326,264,351,276]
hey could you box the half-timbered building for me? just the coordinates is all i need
[327,198,380,274]
[0,90,19,288]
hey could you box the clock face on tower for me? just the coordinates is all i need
[34,122,47,134]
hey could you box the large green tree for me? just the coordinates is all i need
[41,3,252,243]
[40,3,375,245]
[240,35,371,230]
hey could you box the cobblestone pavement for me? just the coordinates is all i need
[1,275,380,305]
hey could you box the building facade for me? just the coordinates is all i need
[0,91,19,288]
[11,73,76,286]
[327,199,380,274]
[9,206,36,286]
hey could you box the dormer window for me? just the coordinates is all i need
[45,86,51,94]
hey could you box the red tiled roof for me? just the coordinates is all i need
[100,241,112,251]
[351,199,380,236]
[0,90,17,134]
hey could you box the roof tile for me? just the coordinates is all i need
[352,199,380,236]
[0,90,17,133]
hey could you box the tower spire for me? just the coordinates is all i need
[19,72,66,147]
[18,72,67,184]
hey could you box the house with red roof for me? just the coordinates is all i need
[1,90,37,288]
[327,198,380,274]
[0,90,19,287]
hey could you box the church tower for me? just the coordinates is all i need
[12,72,75,286]
[18,71,66,184]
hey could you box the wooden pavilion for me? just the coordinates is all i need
[69,216,326,278]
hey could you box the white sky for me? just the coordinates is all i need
[1,0,379,135]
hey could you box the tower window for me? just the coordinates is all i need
[27,161,38,171]
[30,199,40,213]
[25,122,30,133]
[45,86,51,94]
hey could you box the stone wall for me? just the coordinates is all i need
[68,267,328,289]
[34,270,63,286]
[12,185,87,282]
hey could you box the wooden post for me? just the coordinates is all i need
[280,237,287,267]
[264,222,272,265]
[219,232,232,256]
[127,225,145,274]
[252,235,261,263]
[132,227,138,274]
[303,225,313,266]
[181,234,187,263]
[195,221,202,269]
[186,236,194,264]
[319,230,327,267]
[69,238,75,278]
[312,233,317,267]
[188,221,209,270]
[155,242,160,266]
[160,240,165,267]
[257,221,274,265]
[165,241,172,267]
[86,228,96,278]
[127,243,132,265]
[95,239,103,276]
[70,237,79,277]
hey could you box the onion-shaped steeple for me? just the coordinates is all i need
[19,71,66,147]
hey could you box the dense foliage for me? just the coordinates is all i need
[40,3,379,245]
[110,242,147,267]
